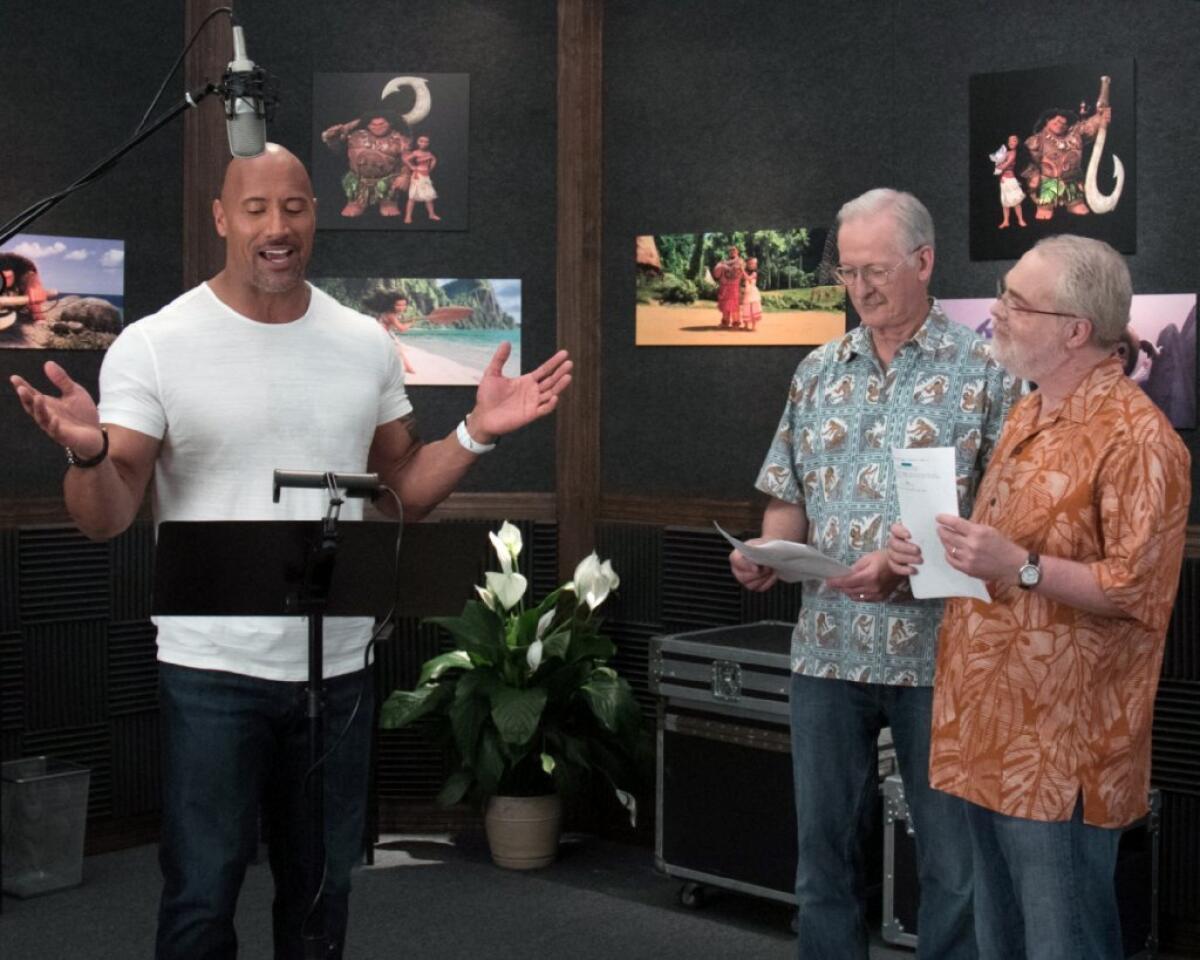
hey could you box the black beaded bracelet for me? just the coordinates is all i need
[65,427,109,469]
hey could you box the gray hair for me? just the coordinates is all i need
[1033,235,1131,347]
[836,188,936,253]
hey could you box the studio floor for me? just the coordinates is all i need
[1,831,917,959]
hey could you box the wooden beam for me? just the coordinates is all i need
[555,0,603,579]
[183,0,233,289]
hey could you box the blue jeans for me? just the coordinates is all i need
[790,673,975,960]
[156,663,374,960]
[966,796,1123,960]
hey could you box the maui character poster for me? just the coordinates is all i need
[311,73,469,232]
[0,233,125,349]
[969,60,1135,261]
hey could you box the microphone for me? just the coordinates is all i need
[273,470,382,503]
[222,24,275,158]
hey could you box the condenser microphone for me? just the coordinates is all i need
[222,24,268,158]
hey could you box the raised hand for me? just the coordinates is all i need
[10,361,104,456]
[468,343,573,439]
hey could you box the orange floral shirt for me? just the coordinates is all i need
[930,357,1191,827]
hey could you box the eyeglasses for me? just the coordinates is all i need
[833,247,924,287]
[994,279,1087,321]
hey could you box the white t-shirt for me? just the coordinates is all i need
[98,282,412,680]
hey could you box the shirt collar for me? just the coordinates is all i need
[1042,355,1126,425]
[834,299,952,363]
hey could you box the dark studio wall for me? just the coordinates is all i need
[232,0,560,493]
[1,0,1199,946]
[601,0,1200,512]
[0,3,185,503]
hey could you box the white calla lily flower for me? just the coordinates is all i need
[526,638,544,671]
[488,531,513,574]
[496,521,523,558]
[474,585,497,611]
[573,552,619,610]
[485,570,528,611]
[536,609,556,641]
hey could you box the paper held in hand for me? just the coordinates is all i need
[714,522,851,582]
[890,447,990,602]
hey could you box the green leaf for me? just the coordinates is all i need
[512,608,542,648]
[540,626,571,661]
[475,727,506,796]
[449,684,489,760]
[425,600,504,663]
[579,672,632,734]
[489,686,548,746]
[566,630,616,663]
[379,683,452,729]
[417,650,473,686]
[436,768,473,807]
[540,752,556,776]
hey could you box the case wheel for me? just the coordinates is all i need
[678,881,709,908]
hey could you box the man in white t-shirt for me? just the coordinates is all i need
[10,144,572,960]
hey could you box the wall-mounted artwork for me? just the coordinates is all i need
[969,60,1135,261]
[0,233,124,349]
[635,228,845,346]
[311,72,469,232]
[312,276,519,386]
[941,293,1195,429]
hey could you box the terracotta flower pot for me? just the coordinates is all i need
[484,793,562,870]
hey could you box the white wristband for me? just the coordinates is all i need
[456,419,496,454]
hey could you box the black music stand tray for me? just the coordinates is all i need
[152,519,483,958]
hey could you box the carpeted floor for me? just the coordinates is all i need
[1,831,917,959]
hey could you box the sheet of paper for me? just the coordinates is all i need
[890,447,991,602]
[714,522,851,582]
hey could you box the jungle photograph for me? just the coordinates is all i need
[635,227,845,347]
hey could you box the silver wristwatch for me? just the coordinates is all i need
[1017,552,1041,590]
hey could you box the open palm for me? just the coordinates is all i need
[10,361,102,451]
[471,343,573,437]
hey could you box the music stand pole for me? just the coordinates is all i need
[289,488,344,960]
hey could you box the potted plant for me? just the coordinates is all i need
[380,522,650,869]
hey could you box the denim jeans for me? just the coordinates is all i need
[966,796,1123,960]
[789,673,975,960]
[156,663,374,960]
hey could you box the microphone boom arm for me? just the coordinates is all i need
[0,84,220,247]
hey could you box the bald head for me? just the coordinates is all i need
[219,143,313,206]
[211,142,316,300]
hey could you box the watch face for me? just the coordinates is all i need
[1019,563,1040,587]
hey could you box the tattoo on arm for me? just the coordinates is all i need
[393,413,424,470]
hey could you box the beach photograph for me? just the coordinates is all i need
[635,227,845,347]
[0,232,125,349]
[312,276,520,386]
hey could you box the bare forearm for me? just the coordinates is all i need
[378,433,482,522]
[762,498,808,543]
[63,461,146,540]
[1025,555,1126,618]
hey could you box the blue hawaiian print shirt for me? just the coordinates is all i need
[755,302,1018,686]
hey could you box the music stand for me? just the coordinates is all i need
[153,516,485,957]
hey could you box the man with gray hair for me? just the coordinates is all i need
[731,187,1015,958]
[888,234,1190,959]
